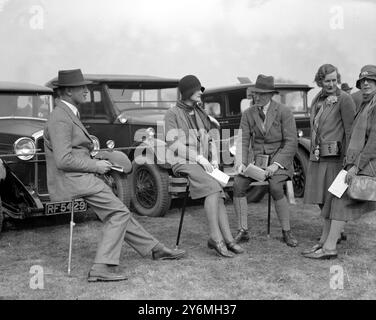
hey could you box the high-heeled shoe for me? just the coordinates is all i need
[207,238,234,258]
[226,241,245,254]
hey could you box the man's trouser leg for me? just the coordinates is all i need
[233,175,253,230]
[85,184,159,265]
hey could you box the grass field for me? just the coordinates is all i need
[1,197,376,300]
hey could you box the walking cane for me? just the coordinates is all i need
[176,182,189,249]
[68,199,75,275]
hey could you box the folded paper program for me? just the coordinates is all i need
[243,163,266,182]
[206,168,230,187]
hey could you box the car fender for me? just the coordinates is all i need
[95,150,132,174]
[0,161,40,218]
[132,138,171,169]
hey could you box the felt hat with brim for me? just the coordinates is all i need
[341,83,352,91]
[51,69,92,88]
[356,65,376,89]
[248,74,278,93]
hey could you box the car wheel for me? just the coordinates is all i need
[293,148,308,198]
[246,185,268,203]
[102,171,131,209]
[130,162,171,217]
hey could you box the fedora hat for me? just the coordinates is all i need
[248,74,278,93]
[341,83,352,91]
[51,69,92,88]
[356,65,376,89]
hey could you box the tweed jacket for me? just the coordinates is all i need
[309,89,355,161]
[44,100,102,201]
[236,99,298,176]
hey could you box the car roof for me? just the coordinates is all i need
[45,74,179,87]
[0,81,53,93]
[203,83,313,95]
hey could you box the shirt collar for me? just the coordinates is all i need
[61,99,79,117]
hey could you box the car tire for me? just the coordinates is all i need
[103,171,131,209]
[293,148,308,198]
[130,162,171,217]
[246,185,268,203]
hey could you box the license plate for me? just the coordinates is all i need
[45,199,87,215]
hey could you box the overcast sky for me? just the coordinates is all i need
[0,0,375,99]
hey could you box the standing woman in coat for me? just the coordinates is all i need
[302,64,355,259]
[164,75,244,258]
[304,65,376,259]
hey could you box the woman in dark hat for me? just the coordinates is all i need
[302,64,356,259]
[164,75,244,258]
[304,64,376,259]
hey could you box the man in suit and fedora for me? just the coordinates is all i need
[44,69,185,282]
[233,74,298,246]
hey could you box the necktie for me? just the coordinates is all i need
[76,111,80,119]
[258,106,265,122]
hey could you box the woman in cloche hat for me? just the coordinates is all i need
[164,75,244,258]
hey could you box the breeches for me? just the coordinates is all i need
[233,174,288,201]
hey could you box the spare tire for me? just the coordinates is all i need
[130,162,171,217]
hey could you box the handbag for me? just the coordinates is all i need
[347,162,376,201]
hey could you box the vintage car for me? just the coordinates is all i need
[201,81,313,200]
[0,81,131,233]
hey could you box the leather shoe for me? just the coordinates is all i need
[226,241,244,254]
[282,230,298,247]
[303,247,338,260]
[207,238,234,258]
[234,229,250,243]
[87,266,128,282]
[152,246,186,260]
[301,243,322,255]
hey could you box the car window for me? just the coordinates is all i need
[79,87,109,122]
[202,94,224,118]
[109,86,178,111]
[274,90,306,113]
[226,90,246,116]
[0,93,52,119]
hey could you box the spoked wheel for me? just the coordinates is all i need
[130,162,171,217]
[293,149,308,198]
[102,171,131,208]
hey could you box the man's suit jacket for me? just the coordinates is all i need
[236,99,298,176]
[44,100,103,201]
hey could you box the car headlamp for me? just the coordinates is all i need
[146,127,155,139]
[106,140,115,150]
[13,137,36,161]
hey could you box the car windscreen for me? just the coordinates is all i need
[0,93,53,119]
[108,85,178,112]
[273,90,307,113]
